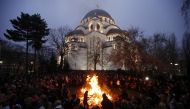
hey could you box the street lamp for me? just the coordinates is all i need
[174,63,178,66]
[170,62,179,79]
[145,76,149,81]
[0,60,3,64]
[0,60,3,71]
[30,61,33,65]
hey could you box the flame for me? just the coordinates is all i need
[80,75,112,107]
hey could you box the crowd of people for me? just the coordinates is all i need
[0,71,189,109]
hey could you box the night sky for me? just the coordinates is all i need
[0,0,185,42]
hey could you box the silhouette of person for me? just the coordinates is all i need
[83,91,89,109]
[101,93,113,109]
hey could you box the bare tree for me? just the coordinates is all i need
[127,26,143,42]
[143,33,177,72]
[0,38,26,73]
[109,29,142,71]
[87,36,101,70]
[49,26,72,70]
[181,0,190,79]
[182,32,190,78]
[181,0,190,31]
[166,34,178,63]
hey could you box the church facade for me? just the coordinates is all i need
[64,9,130,70]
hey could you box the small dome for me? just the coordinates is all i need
[82,9,114,21]
[106,29,124,35]
[67,30,84,36]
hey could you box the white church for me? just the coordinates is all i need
[64,9,131,70]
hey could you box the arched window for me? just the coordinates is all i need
[90,24,93,30]
[81,37,84,42]
[108,36,110,41]
[105,18,107,22]
[97,24,100,30]
[113,44,116,49]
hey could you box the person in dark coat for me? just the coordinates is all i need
[83,91,89,109]
[101,93,113,109]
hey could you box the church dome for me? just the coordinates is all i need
[82,9,114,21]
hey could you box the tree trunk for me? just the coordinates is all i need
[59,52,64,71]
[101,48,103,70]
[16,62,21,74]
[187,61,190,80]
[94,63,96,70]
[26,39,29,73]
[94,57,97,71]
[87,48,88,70]
[36,50,40,73]
[34,49,37,73]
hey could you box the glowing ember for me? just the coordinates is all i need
[79,75,112,107]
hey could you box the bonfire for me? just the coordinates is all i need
[79,74,112,107]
